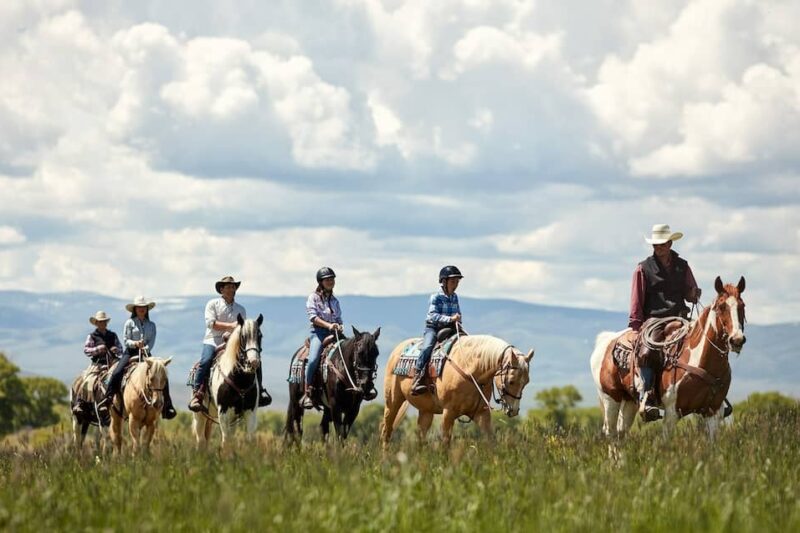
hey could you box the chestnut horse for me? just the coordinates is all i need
[109,357,172,454]
[590,276,746,439]
[381,335,534,447]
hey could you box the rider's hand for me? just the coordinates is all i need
[329,323,342,332]
[110,346,119,355]
[451,313,462,323]
[137,340,145,348]
[96,344,107,353]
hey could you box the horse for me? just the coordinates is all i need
[285,327,381,444]
[590,276,746,440]
[108,356,172,454]
[69,365,112,452]
[381,334,534,447]
[192,314,263,449]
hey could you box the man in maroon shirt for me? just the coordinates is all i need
[629,224,701,420]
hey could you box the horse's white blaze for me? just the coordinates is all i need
[726,296,744,345]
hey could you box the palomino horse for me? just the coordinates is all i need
[109,357,172,454]
[285,327,381,444]
[381,335,534,447]
[192,314,263,449]
[591,276,746,439]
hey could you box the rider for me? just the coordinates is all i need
[410,265,463,395]
[299,267,343,409]
[629,224,701,420]
[110,296,177,419]
[188,276,271,412]
[84,311,123,417]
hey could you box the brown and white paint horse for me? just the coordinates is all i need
[591,276,746,440]
[109,357,172,454]
[381,335,534,447]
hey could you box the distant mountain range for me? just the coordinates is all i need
[0,290,796,409]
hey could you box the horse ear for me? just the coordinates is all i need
[714,276,724,294]
[372,327,381,340]
[237,313,245,326]
[145,358,153,367]
[256,313,264,326]
[352,326,362,337]
[524,348,535,363]
[163,357,172,366]
[737,276,746,294]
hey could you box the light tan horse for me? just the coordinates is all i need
[381,335,534,447]
[109,357,172,454]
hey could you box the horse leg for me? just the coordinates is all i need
[380,387,407,448]
[192,412,205,449]
[246,409,258,441]
[320,408,331,443]
[416,410,434,444]
[129,416,141,456]
[662,396,679,438]
[599,393,621,439]
[618,400,637,438]
[705,408,724,441]
[109,412,123,455]
[441,408,457,448]
[475,409,493,441]
[142,421,156,453]
[342,403,360,442]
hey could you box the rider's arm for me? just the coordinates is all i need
[628,265,646,331]
[206,299,237,332]
[83,334,102,357]
[684,265,700,303]
[123,319,137,349]
[426,293,452,326]
[148,321,156,351]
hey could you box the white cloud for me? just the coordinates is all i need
[0,226,26,245]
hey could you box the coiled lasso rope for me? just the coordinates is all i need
[641,316,691,350]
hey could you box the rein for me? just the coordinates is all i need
[444,345,519,419]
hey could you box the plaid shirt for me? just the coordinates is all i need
[425,289,460,328]
[306,292,342,331]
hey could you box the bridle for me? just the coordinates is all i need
[492,348,526,409]
[330,331,378,394]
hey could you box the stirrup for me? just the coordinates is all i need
[259,389,272,407]
[299,394,314,410]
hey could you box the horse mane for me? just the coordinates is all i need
[130,357,168,388]
[451,334,514,374]
[218,325,243,376]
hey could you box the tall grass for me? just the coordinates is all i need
[0,407,797,532]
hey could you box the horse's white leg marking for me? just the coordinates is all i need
[600,392,621,439]
[247,408,258,440]
[619,400,637,437]
[706,408,723,441]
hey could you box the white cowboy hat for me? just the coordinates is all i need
[644,224,683,245]
[89,310,111,325]
[125,296,156,313]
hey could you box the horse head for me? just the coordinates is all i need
[144,357,172,396]
[351,326,381,394]
[494,348,535,417]
[712,276,747,354]
[235,313,264,373]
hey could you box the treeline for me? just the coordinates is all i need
[0,352,68,437]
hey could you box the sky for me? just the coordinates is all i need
[0,0,798,324]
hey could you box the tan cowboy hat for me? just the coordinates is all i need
[215,275,242,294]
[125,295,156,313]
[89,310,111,325]
[644,224,683,245]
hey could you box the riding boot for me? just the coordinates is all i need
[162,382,177,420]
[257,366,272,407]
[188,385,206,413]
[299,384,315,410]
[410,368,428,396]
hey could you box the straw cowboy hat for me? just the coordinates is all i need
[89,310,111,325]
[644,224,683,245]
[215,275,242,294]
[125,296,156,313]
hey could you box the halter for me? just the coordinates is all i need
[492,347,525,408]
[221,326,261,400]
[330,330,378,394]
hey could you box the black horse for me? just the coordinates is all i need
[70,367,111,451]
[285,326,381,443]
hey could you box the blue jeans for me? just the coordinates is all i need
[195,344,216,391]
[305,328,329,385]
[640,365,654,392]
[108,351,133,395]
[414,327,438,372]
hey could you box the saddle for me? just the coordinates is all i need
[392,329,463,379]
[74,364,109,403]
[287,334,346,386]
[186,332,234,387]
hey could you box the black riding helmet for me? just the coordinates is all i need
[316,267,336,283]
[439,265,463,283]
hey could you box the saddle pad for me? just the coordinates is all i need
[287,341,343,385]
[611,330,638,371]
[392,337,457,377]
[77,365,109,402]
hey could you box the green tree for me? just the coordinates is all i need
[535,385,582,429]
[0,353,30,436]
[16,376,68,428]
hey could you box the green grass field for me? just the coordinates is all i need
[1,402,798,532]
